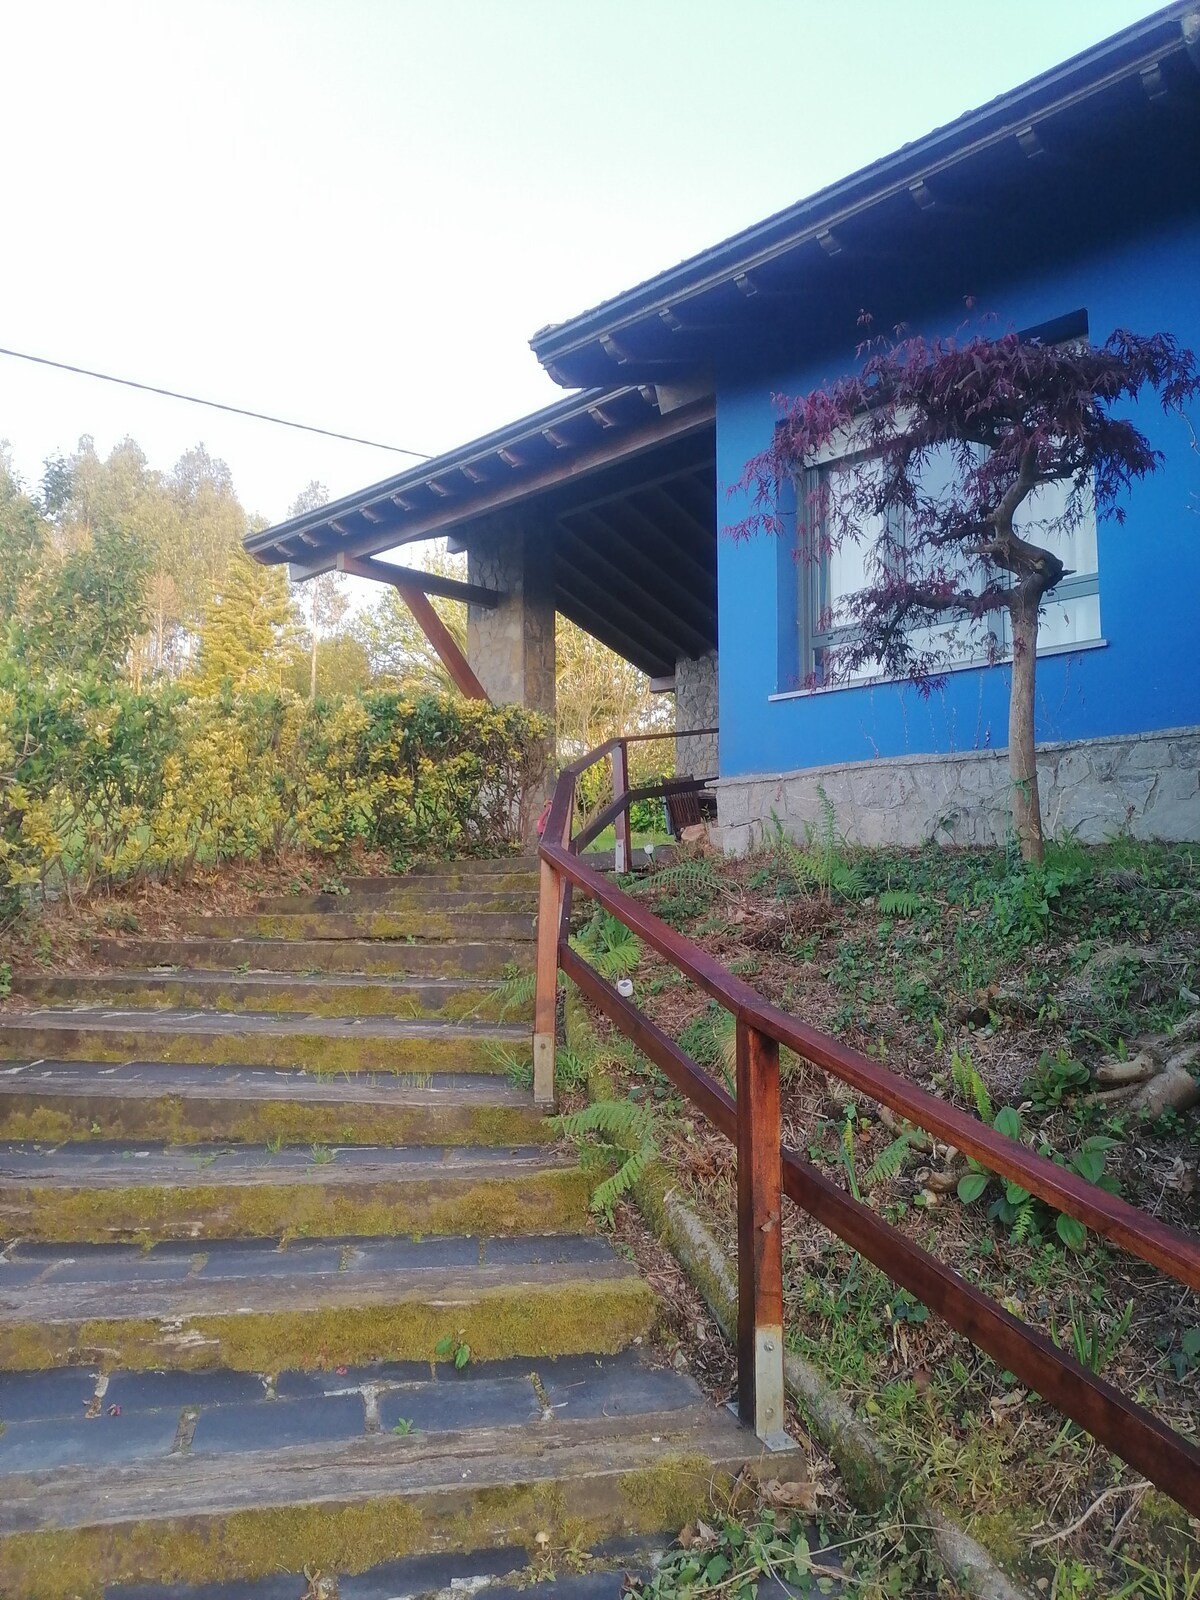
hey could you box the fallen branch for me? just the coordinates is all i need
[1028,1480,1153,1549]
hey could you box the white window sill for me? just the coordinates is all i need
[767,637,1109,702]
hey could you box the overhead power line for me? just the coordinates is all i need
[0,344,432,460]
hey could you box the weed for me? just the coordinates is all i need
[265,1134,284,1155]
[1025,1048,1091,1110]
[1052,1293,1133,1376]
[957,1105,1121,1250]
[434,1333,471,1369]
[1158,1326,1200,1381]
[390,1417,417,1435]
[308,1144,335,1165]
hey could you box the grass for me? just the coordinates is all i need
[579,833,1200,1594]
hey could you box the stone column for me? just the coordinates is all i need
[675,650,719,778]
[466,518,557,843]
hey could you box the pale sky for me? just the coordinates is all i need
[0,0,1163,527]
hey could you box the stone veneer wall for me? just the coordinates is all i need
[675,651,719,779]
[711,726,1200,853]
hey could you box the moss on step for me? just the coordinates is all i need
[0,1027,506,1074]
[12,979,523,1023]
[0,1166,594,1245]
[177,911,533,942]
[0,1096,548,1149]
[0,1274,655,1374]
[0,1449,720,1600]
[93,939,532,978]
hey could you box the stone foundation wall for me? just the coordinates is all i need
[712,726,1200,853]
[675,651,719,779]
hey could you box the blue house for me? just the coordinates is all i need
[250,3,1200,848]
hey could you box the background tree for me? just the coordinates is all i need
[197,546,293,691]
[0,447,47,627]
[285,483,351,700]
[735,326,1199,861]
[350,544,468,694]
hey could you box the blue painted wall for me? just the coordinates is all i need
[715,214,1200,780]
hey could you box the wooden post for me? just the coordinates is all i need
[736,1018,786,1444]
[532,796,572,1108]
[612,738,631,875]
[532,858,561,1107]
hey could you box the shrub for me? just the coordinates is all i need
[0,666,548,918]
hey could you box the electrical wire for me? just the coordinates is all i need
[0,344,432,460]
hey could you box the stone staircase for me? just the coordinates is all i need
[0,859,803,1599]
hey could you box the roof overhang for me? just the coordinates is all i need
[249,385,717,680]
[530,4,1200,389]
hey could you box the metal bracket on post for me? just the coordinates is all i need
[735,1018,793,1449]
[612,738,631,875]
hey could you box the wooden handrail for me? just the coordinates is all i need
[535,736,1200,1512]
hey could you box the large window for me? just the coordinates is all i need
[795,447,1100,688]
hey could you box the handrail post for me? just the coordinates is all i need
[736,1018,787,1444]
[533,855,561,1108]
[533,794,572,1109]
[612,738,631,875]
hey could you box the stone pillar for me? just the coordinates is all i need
[466,519,557,842]
[675,650,719,778]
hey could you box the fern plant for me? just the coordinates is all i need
[552,1099,657,1220]
[492,961,537,1019]
[877,888,923,918]
[950,1047,993,1123]
[632,858,719,897]
[861,1127,923,1189]
[777,786,866,904]
[572,906,641,981]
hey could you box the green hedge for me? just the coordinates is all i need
[0,672,548,916]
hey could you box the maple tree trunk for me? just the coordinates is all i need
[1008,599,1044,864]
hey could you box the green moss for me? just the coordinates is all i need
[0,1096,548,1148]
[180,911,532,943]
[619,1454,729,1527]
[3,1166,594,1245]
[16,978,523,1022]
[0,1027,504,1074]
[0,1441,722,1599]
[0,1275,655,1372]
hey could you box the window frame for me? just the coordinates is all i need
[793,438,1101,689]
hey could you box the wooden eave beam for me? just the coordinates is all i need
[335,552,501,609]
[271,399,716,572]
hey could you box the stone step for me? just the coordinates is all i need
[108,1541,665,1600]
[10,970,524,1022]
[390,856,539,878]
[252,887,536,914]
[0,1350,801,1600]
[92,937,533,977]
[0,1062,547,1147]
[0,1141,592,1245]
[173,909,536,942]
[344,866,539,895]
[0,1235,652,1371]
[0,1008,528,1074]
